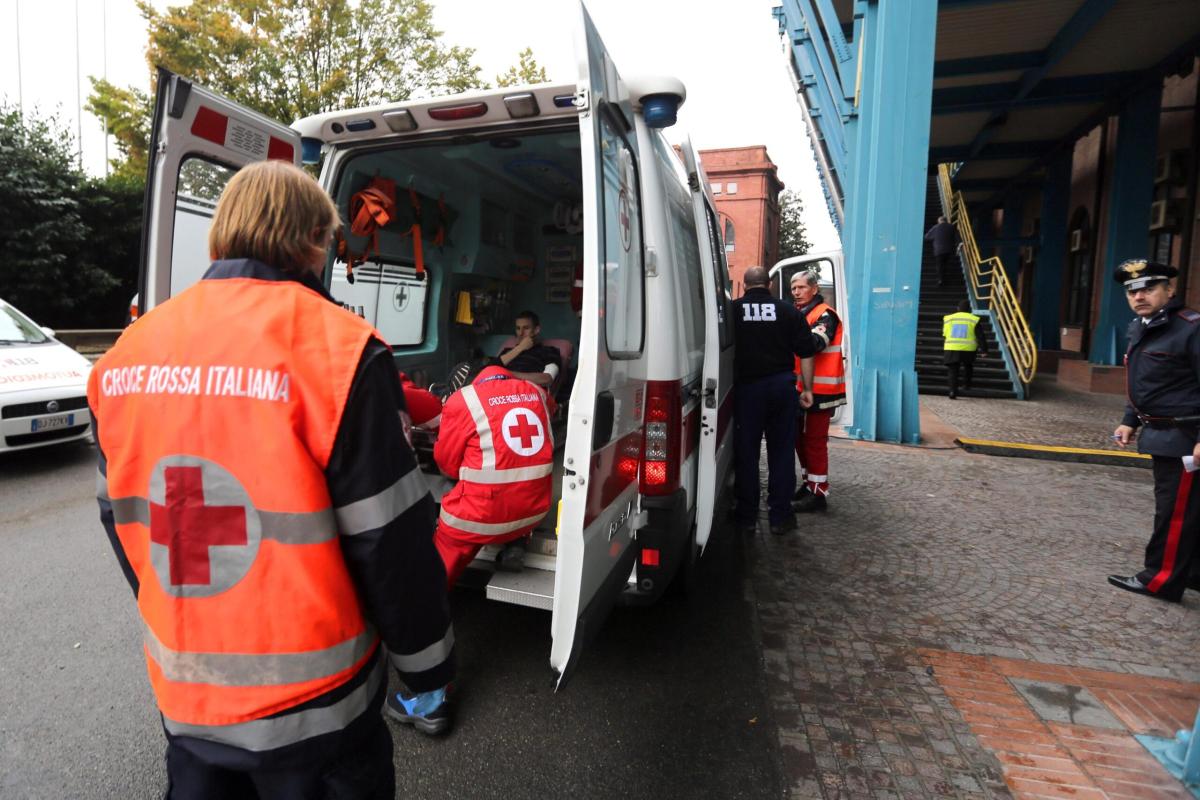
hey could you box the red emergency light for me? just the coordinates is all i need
[427,102,489,121]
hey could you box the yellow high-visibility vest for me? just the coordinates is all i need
[943,311,980,352]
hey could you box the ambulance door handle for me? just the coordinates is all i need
[593,391,615,450]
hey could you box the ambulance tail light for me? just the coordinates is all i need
[639,379,681,496]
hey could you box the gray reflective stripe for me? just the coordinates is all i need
[161,657,385,752]
[111,496,150,526]
[96,469,110,502]
[460,385,495,469]
[145,625,377,687]
[812,376,843,385]
[458,463,553,484]
[389,624,455,673]
[814,329,830,346]
[823,345,843,354]
[335,468,429,536]
[109,496,335,544]
[439,508,547,536]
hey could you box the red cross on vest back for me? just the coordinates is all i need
[507,414,540,450]
[150,466,248,586]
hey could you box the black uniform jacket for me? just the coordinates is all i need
[1122,298,1200,457]
[733,286,815,382]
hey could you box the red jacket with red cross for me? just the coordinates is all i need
[433,366,554,543]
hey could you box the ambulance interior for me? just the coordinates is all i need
[327,125,585,582]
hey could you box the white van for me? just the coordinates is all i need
[137,3,734,684]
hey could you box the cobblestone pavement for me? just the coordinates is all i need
[745,438,1200,799]
[920,378,1128,452]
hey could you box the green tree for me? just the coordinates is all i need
[776,189,811,261]
[84,78,152,180]
[0,106,139,327]
[496,47,549,87]
[89,0,487,176]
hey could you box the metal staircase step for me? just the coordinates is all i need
[485,568,555,611]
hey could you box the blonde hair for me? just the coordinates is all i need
[208,160,340,275]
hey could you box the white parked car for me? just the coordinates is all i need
[0,298,94,453]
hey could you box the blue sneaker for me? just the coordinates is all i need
[385,686,453,735]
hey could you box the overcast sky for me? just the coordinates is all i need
[0,0,839,250]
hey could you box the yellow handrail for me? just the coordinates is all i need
[936,164,1038,386]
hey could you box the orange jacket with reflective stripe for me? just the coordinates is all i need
[88,271,380,728]
[433,366,554,543]
[795,302,846,397]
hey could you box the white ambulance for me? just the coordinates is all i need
[137,3,734,684]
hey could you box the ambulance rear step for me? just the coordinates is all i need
[485,567,555,610]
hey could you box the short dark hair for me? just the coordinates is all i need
[958,300,971,312]
[516,310,540,327]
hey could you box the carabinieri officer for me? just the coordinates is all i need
[733,266,816,536]
[1109,259,1200,603]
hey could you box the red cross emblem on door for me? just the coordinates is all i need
[147,456,261,597]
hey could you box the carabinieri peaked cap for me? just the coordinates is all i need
[1113,259,1178,291]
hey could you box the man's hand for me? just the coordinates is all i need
[1113,424,1135,447]
[511,336,534,354]
[800,390,814,409]
[1192,441,1200,464]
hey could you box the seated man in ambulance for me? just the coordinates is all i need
[433,363,555,584]
[496,310,562,390]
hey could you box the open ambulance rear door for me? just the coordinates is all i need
[140,67,300,311]
[681,139,735,552]
[549,2,648,687]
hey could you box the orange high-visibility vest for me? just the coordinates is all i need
[434,366,554,543]
[88,268,381,740]
[796,302,846,397]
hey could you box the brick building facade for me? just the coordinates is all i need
[698,146,785,297]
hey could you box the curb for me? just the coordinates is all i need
[956,437,1152,469]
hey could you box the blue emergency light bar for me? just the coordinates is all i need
[641,94,680,128]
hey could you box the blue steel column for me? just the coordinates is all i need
[1090,83,1162,365]
[1031,151,1071,349]
[843,0,937,444]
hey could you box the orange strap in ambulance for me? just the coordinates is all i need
[88,270,381,744]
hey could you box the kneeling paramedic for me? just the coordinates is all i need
[433,364,555,583]
[88,161,455,800]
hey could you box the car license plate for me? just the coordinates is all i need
[31,413,74,432]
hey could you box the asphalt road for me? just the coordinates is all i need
[0,441,781,799]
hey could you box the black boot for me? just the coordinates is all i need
[793,492,827,513]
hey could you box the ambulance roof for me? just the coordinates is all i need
[292,83,578,147]
[292,75,688,147]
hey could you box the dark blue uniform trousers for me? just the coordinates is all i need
[734,372,798,526]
